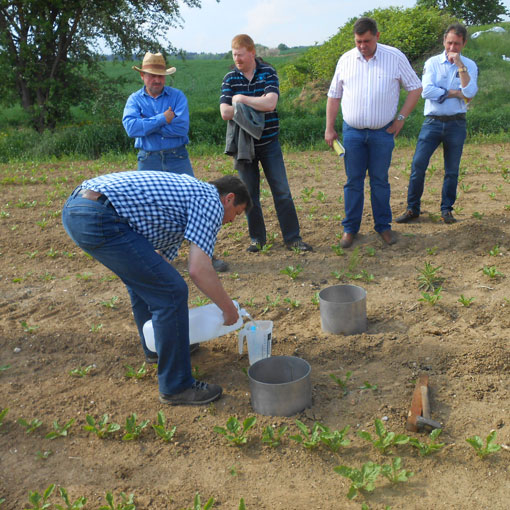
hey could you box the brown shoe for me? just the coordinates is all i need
[340,232,355,248]
[395,209,419,223]
[379,229,396,245]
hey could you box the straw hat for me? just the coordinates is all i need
[132,52,176,75]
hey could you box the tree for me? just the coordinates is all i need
[416,0,509,25]
[0,0,203,131]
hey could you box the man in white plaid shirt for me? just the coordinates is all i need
[62,172,251,405]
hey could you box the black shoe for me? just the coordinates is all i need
[159,380,222,406]
[285,239,313,252]
[146,343,200,364]
[395,209,419,223]
[246,241,264,253]
[212,256,229,272]
[441,211,456,224]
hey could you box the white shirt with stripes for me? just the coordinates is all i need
[328,43,422,130]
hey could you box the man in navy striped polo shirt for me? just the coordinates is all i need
[220,34,312,253]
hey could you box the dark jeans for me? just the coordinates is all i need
[407,117,467,214]
[235,138,300,244]
[137,145,194,176]
[342,122,395,233]
[62,190,193,395]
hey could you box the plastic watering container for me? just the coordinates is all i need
[143,300,246,352]
[238,320,273,365]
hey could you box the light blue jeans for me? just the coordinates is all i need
[137,145,194,176]
[62,189,194,395]
[407,117,467,214]
[342,122,395,234]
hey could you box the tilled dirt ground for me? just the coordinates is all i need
[1,144,509,509]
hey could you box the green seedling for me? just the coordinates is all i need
[354,270,375,283]
[301,186,315,202]
[90,323,103,332]
[489,192,496,199]
[428,212,441,222]
[55,486,87,510]
[83,414,120,439]
[284,297,300,308]
[263,294,280,312]
[334,462,382,500]
[426,246,438,256]
[122,413,150,441]
[191,365,204,379]
[481,183,488,191]
[460,182,471,192]
[20,320,39,333]
[152,411,177,443]
[244,298,255,307]
[35,450,53,460]
[124,362,148,379]
[18,417,43,434]
[260,242,273,254]
[229,465,238,476]
[0,364,10,373]
[289,420,323,449]
[329,371,352,395]
[458,295,475,307]
[238,498,246,510]
[319,424,351,453]
[69,364,94,377]
[331,243,345,256]
[291,245,304,254]
[183,493,214,510]
[191,296,211,306]
[419,286,443,306]
[36,218,48,229]
[472,211,484,220]
[359,381,378,391]
[481,265,504,278]
[101,296,119,308]
[357,419,409,454]
[45,418,75,439]
[25,483,55,510]
[489,244,500,256]
[365,246,376,257]
[381,457,414,484]
[76,272,93,281]
[417,261,444,291]
[311,291,320,306]
[98,491,135,510]
[26,250,38,258]
[316,190,326,202]
[100,274,118,282]
[409,428,445,456]
[46,247,59,258]
[332,269,346,280]
[453,205,464,214]
[0,408,8,427]
[214,416,257,446]
[230,272,240,280]
[261,425,288,447]
[466,430,501,459]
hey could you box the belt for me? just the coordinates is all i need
[428,114,466,122]
[77,189,116,211]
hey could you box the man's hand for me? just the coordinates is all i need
[386,118,405,137]
[446,51,462,66]
[324,127,338,148]
[222,303,239,326]
[164,106,175,123]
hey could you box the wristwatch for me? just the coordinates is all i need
[459,66,468,73]
[396,114,406,121]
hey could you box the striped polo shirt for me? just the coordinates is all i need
[328,43,422,130]
[220,60,280,145]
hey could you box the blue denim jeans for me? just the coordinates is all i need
[407,117,467,214]
[62,190,193,395]
[137,145,194,176]
[235,138,300,244]
[342,122,395,234]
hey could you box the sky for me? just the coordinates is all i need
[168,0,510,54]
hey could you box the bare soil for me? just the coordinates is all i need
[1,144,509,510]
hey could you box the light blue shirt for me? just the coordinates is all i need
[422,51,478,116]
[122,86,190,151]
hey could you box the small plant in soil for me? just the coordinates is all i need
[183,493,214,510]
[25,483,55,510]
[90,323,103,333]
[365,246,376,257]
[481,265,504,278]
[35,450,53,460]
[409,428,445,456]
[417,261,443,291]
[0,364,10,373]
[55,486,87,509]
[472,211,484,220]
[381,457,414,483]
[101,296,119,309]
[192,296,211,306]
[0,408,8,427]
[426,246,438,256]
[357,419,409,454]
[45,418,75,439]
[284,297,300,308]
[260,242,273,254]
[458,295,475,307]
[20,320,38,333]
[122,413,150,441]
[98,491,135,510]
[124,362,148,379]
[319,424,351,452]
[419,287,443,306]
[331,243,345,256]
[466,430,501,459]
[334,461,382,500]
[261,425,288,447]
[329,371,352,395]
[83,414,121,439]
[18,417,43,434]
[301,187,315,202]
[214,416,257,446]
[359,381,378,391]
[289,420,323,449]
[311,291,320,306]
[69,364,94,377]
[489,244,500,256]
[152,411,177,443]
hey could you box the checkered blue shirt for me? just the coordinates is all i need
[81,171,223,260]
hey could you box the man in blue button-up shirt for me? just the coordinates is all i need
[396,23,478,225]
[122,52,193,175]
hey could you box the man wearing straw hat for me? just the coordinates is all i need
[123,52,193,175]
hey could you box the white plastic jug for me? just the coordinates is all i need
[143,300,246,352]
[238,320,273,365]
